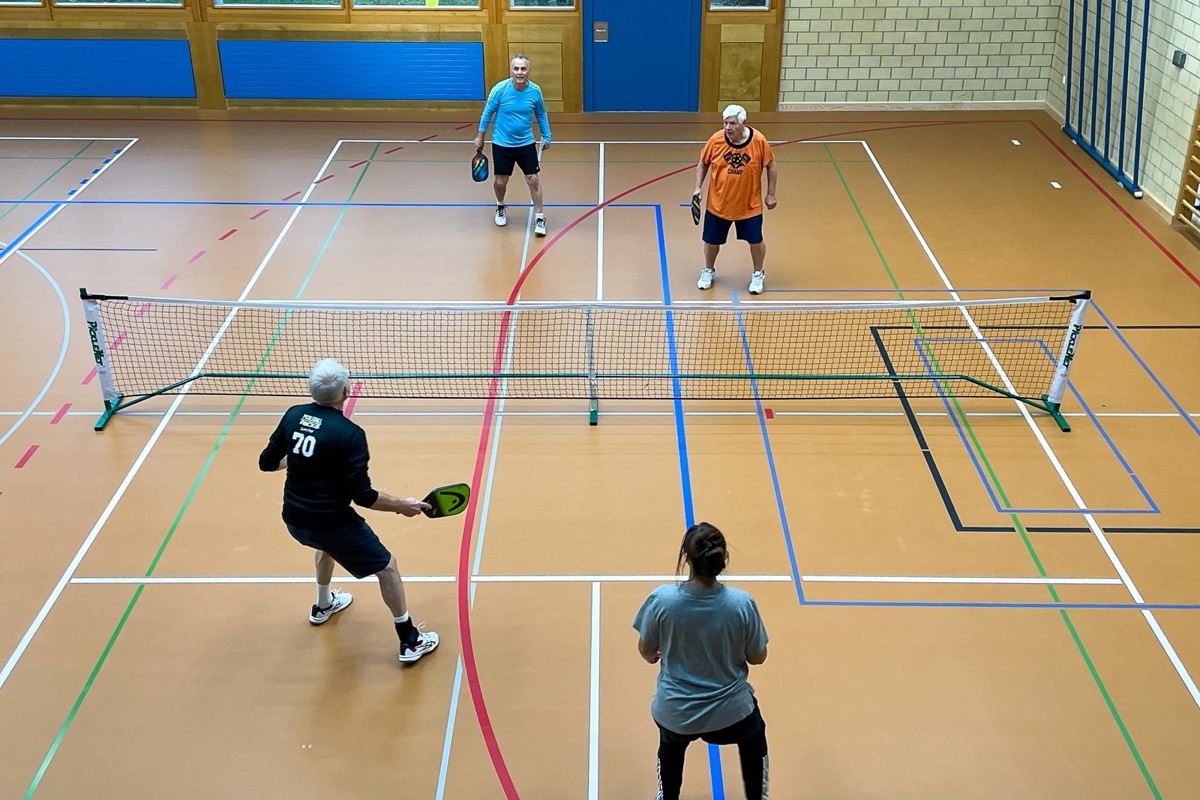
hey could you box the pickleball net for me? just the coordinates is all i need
[81,289,1090,430]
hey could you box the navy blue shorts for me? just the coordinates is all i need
[702,211,764,245]
[286,517,392,579]
[493,143,540,176]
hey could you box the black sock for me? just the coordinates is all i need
[395,618,418,646]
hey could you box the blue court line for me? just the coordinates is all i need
[1089,302,1200,438]
[654,204,725,800]
[805,599,1200,610]
[877,327,1200,535]
[912,334,1157,515]
[732,294,805,603]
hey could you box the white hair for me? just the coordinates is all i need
[309,358,349,405]
[722,104,747,124]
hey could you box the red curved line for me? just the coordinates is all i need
[1030,121,1200,289]
[455,117,1014,797]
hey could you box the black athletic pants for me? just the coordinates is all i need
[655,700,768,800]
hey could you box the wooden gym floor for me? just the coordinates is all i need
[0,108,1198,799]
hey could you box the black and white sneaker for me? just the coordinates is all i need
[494,205,507,227]
[398,629,440,663]
[309,589,352,624]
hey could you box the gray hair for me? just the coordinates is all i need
[722,104,747,124]
[308,358,349,405]
[511,53,531,67]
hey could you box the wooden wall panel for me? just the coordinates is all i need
[718,40,763,110]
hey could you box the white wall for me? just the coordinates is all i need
[778,0,1200,215]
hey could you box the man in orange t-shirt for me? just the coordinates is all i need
[692,105,778,295]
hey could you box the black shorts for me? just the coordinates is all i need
[702,211,764,245]
[493,143,540,177]
[286,517,391,579]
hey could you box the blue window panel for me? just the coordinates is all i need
[219,41,484,101]
[0,39,196,98]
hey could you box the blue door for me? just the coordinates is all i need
[584,0,701,112]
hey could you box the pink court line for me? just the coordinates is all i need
[281,191,301,201]
[218,229,237,241]
[15,445,38,469]
[418,134,439,142]
[383,145,404,154]
[250,209,269,220]
[342,381,364,418]
[187,250,205,264]
[314,175,335,184]
[112,331,126,348]
[82,367,96,386]
[50,404,71,424]
[764,408,775,420]
[349,160,368,168]
[454,123,474,130]
[135,302,150,317]
[161,275,178,290]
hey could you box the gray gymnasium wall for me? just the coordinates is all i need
[777,0,1200,217]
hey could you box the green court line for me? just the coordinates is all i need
[0,142,94,225]
[23,144,382,798]
[823,142,1162,799]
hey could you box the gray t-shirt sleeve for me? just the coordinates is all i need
[631,587,662,648]
[743,594,769,658]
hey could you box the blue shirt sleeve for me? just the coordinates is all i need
[533,89,551,144]
[477,81,504,134]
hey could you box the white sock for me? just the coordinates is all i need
[536,212,545,220]
[393,612,410,624]
[317,583,333,609]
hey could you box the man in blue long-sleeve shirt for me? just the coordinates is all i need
[473,53,553,236]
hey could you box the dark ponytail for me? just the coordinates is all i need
[677,522,728,581]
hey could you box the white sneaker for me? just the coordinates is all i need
[399,629,440,663]
[534,216,547,237]
[309,589,353,624]
[748,270,765,295]
[494,205,507,227]
[697,267,715,290]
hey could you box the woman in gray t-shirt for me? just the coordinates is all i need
[632,522,769,800]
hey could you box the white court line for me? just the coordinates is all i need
[0,137,136,269]
[0,246,69,448]
[589,581,601,800]
[435,226,528,800]
[863,140,1200,709]
[597,142,605,301]
[338,139,869,146]
[68,573,1122,585]
[0,136,137,141]
[0,141,346,694]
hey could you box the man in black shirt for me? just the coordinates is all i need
[259,358,439,664]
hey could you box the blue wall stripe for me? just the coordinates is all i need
[0,39,196,98]
[218,41,484,101]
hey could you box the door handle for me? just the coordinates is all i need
[593,21,608,43]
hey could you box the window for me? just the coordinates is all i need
[351,0,479,6]
[709,0,768,9]
[51,0,183,5]
[213,0,339,7]
[510,0,574,8]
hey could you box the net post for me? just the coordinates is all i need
[81,289,121,430]
[1045,293,1091,432]
[586,308,599,426]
